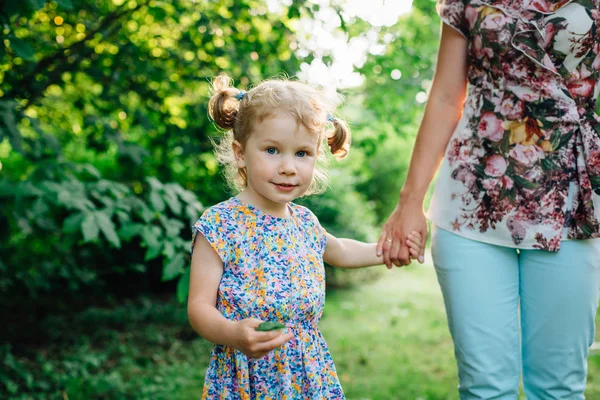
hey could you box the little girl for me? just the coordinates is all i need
[187,75,423,399]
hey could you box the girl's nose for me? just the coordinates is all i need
[278,157,296,175]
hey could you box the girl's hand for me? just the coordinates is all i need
[231,318,294,359]
[377,199,428,268]
[406,231,424,261]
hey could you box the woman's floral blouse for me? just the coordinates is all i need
[427,0,600,251]
[192,197,344,399]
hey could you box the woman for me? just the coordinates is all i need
[377,0,600,398]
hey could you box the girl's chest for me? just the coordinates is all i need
[222,228,326,309]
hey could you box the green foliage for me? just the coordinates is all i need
[0,0,313,306]
[0,296,210,399]
[0,161,201,322]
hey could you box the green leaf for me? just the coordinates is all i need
[149,191,165,212]
[144,241,163,261]
[138,202,154,223]
[63,212,84,233]
[147,177,163,190]
[10,37,35,60]
[176,269,190,303]
[27,0,45,10]
[141,225,161,249]
[512,175,538,189]
[118,223,144,240]
[81,213,99,242]
[55,0,73,9]
[80,164,101,179]
[256,321,285,331]
[162,253,185,281]
[95,211,121,248]
[164,185,182,215]
[162,240,175,259]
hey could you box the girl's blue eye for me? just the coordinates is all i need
[266,148,277,155]
[296,151,307,157]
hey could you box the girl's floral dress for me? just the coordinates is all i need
[427,0,600,251]
[192,197,344,400]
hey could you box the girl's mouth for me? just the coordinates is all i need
[273,183,297,191]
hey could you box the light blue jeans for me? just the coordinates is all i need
[431,225,600,399]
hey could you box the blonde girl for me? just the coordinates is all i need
[187,75,422,399]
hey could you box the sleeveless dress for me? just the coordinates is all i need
[192,197,345,399]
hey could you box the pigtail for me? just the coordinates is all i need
[208,75,245,130]
[327,116,351,159]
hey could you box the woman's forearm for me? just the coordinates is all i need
[400,94,466,204]
[400,24,469,205]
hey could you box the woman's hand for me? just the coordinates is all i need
[377,198,428,268]
[230,318,294,359]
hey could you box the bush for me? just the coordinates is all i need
[0,161,202,341]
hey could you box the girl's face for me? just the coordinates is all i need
[233,113,320,215]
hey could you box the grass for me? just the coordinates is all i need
[3,263,600,399]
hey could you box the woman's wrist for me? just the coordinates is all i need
[398,188,425,207]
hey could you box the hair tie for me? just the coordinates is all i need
[235,91,246,101]
[327,114,335,123]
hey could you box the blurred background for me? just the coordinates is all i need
[0,0,598,398]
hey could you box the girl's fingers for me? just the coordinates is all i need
[406,239,419,250]
[407,236,425,264]
[409,231,422,240]
[255,330,284,342]
[255,332,294,352]
[419,229,427,263]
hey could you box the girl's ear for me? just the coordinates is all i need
[232,140,246,169]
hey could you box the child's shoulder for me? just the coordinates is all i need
[289,202,320,224]
[198,197,247,222]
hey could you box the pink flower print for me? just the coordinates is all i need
[506,63,529,79]
[451,165,477,189]
[529,0,555,13]
[496,97,525,120]
[511,85,541,102]
[482,178,499,190]
[541,21,558,49]
[541,54,557,72]
[509,144,545,167]
[473,35,494,60]
[507,215,527,245]
[567,78,595,98]
[500,175,514,189]
[588,151,600,176]
[465,6,479,30]
[481,11,510,31]
[593,44,600,70]
[579,64,592,80]
[485,155,508,177]
[479,112,505,142]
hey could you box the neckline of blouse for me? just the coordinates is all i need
[232,196,295,222]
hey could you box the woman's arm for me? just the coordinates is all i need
[324,232,422,268]
[187,234,293,358]
[377,24,469,268]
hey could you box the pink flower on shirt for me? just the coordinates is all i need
[509,144,545,167]
[485,155,508,177]
[479,112,505,142]
[568,79,595,98]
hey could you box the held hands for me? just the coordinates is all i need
[376,201,428,269]
[231,318,294,359]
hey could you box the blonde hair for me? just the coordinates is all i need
[208,74,351,195]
